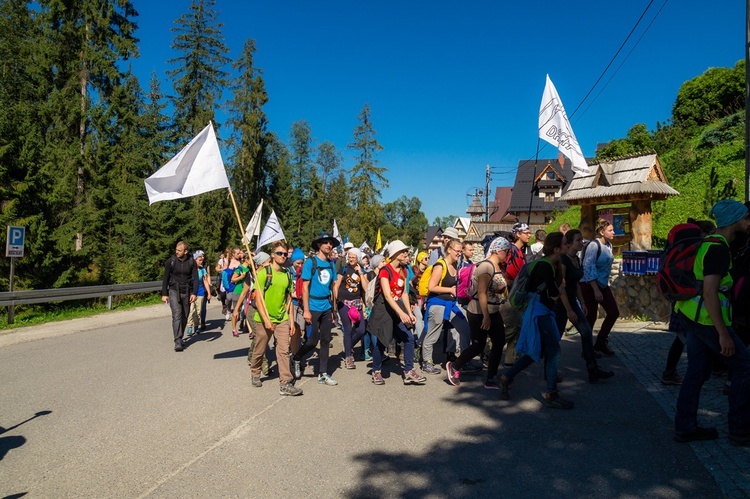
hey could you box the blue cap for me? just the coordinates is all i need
[290,248,305,262]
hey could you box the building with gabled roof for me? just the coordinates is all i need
[507,154,578,224]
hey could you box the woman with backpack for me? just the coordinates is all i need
[421,239,471,375]
[581,218,620,356]
[368,241,427,386]
[446,237,510,388]
[499,232,574,409]
[333,248,369,370]
[554,230,614,383]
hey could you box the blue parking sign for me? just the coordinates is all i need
[6,226,25,257]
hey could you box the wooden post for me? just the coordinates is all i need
[579,204,597,240]
[629,199,653,250]
[226,188,265,311]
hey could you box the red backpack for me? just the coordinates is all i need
[656,223,723,302]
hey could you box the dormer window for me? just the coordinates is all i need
[547,172,555,180]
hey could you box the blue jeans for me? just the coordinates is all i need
[675,315,750,435]
[372,322,416,372]
[555,299,597,368]
[503,313,561,393]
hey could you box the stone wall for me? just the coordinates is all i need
[607,259,671,321]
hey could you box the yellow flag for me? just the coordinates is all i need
[375,228,382,251]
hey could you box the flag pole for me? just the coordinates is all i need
[526,137,541,226]
[226,187,266,310]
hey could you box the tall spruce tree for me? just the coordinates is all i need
[226,38,273,222]
[288,121,315,242]
[347,104,388,243]
[168,0,231,256]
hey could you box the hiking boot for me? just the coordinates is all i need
[318,373,338,386]
[421,362,441,375]
[674,426,718,443]
[446,361,460,386]
[593,342,615,356]
[345,356,356,370]
[484,377,499,390]
[544,390,574,409]
[589,367,615,384]
[403,369,427,385]
[499,376,512,400]
[661,370,682,386]
[372,370,385,385]
[174,341,184,352]
[461,360,483,374]
[279,382,303,396]
[251,376,262,388]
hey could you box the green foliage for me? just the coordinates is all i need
[431,215,458,228]
[672,61,745,129]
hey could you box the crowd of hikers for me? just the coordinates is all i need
[160,199,750,445]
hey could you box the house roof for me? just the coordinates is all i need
[507,158,577,214]
[425,226,442,245]
[455,217,471,233]
[560,153,679,203]
[489,187,513,222]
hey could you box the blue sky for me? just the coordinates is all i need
[131,0,744,225]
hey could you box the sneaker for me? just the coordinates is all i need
[363,353,373,361]
[461,361,483,375]
[589,368,615,384]
[484,377,499,390]
[372,370,385,385]
[174,342,184,352]
[544,391,574,409]
[251,376,262,388]
[186,327,193,337]
[318,373,338,386]
[403,369,427,385]
[232,329,239,337]
[279,382,303,396]
[345,356,356,370]
[291,358,302,379]
[661,370,682,386]
[225,312,232,321]
[446,361,460,386]
[499,376,512,400]
[674,426,718,443]
[421,362,441,375]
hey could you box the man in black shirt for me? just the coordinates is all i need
[162,241,198,351]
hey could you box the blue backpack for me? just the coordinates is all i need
[222,267,237,293]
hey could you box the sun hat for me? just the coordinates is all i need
[311,233,339,250]
[343,242,354,250]
[387,240,409,257]
[442,227,459,239]
[709,199,748,228]
[193,250,204,259]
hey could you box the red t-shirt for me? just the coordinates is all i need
[379,263,407,300]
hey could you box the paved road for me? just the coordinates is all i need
[0,302,739,497]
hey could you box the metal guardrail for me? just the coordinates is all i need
[0,281,162,308]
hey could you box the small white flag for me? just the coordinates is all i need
[332,220,342,246]
[245,200,264,242]
[258,211,286,248]
[359,241,370,252]
[538,75,590,175]
[144,122,230,204]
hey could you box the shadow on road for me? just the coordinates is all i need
[0,410,51,462]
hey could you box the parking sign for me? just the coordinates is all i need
[6,226,25,258]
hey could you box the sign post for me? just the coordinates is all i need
[6,226,25,324]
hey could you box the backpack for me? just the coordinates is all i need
[222,267,237,293]
[656,223,722,302]
[168,255,196,288]
[508,258,553,312]
[580,239,602,262]
[307,257,335,300]
[457,260,495,305]
[365,266,394,309]
[418,258,449,297]
[261,265,292,294]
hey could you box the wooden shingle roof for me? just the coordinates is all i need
[560,153,679,204]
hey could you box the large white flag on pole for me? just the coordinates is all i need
[538,75,590,175]
[244,200,264,243]
[144,122,230,204]
[258,211,286,248]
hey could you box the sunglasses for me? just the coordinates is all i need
[274,251,288,257]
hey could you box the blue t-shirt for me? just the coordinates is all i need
[197,268,207,297]
[302,256,335,312]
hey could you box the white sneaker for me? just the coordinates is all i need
[318,373,338,386]
[225,312,231,321]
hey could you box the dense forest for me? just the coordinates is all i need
[0,0,429,291]
[549,59,747,246]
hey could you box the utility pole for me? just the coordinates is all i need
[485,164,491,222]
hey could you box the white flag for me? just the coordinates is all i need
[245,200,264,242]
[258,211,286,248]
[144,122,230,205]
[332,220,342,245]
[359,241,370,252]
[538,75,590,175]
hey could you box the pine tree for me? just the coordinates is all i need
[226,38,273,221]
[347,104,388,243]
[168,0,231,256]
[288,121,315,242]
